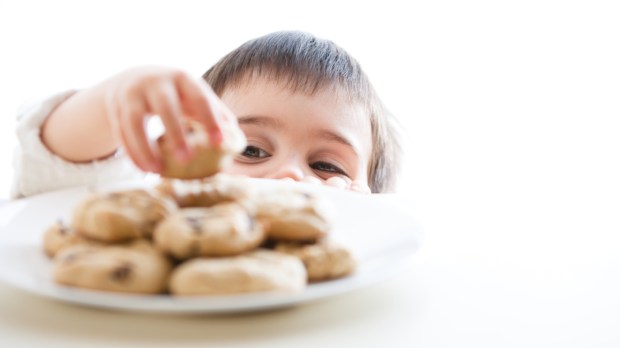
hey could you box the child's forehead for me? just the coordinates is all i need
[224,73,362,108]
[220,74,374,168]
[226,79,362,114]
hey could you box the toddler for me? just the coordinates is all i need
[11,31,401,198]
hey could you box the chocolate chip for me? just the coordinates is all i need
[186,217,203,234]
[261,238,278,249]
[111,262,132,282]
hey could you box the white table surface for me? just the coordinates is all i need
[1,193,619,348]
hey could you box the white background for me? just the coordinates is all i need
[1,1,620,345]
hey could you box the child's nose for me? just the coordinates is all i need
[269,156,306,182]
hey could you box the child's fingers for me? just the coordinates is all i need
[349,181,372,194]
[175,74,223,145]
[217,98,237,123]
[145,83,190,162]
[301,176,322,185]
[119,99,161,172]
[326,176,371,193]
[325,176,349,190]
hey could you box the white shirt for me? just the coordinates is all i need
[10,91,144,199]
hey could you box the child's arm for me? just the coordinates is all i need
[41,66,227,173]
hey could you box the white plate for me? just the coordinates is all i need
[0,179,422,314]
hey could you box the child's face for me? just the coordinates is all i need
[220,77,372,189]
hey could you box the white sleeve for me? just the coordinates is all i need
[10,91,145,199]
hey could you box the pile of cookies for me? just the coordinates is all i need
[43,174,356,296]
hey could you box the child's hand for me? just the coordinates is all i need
[298,176,371,194]
[101,66,233,173]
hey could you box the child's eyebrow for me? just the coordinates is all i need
[314,129,354,149]
[237,115,284,129]
[313,128,363,161]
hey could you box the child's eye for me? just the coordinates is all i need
[310,161,348,176]
[241,145,270,159]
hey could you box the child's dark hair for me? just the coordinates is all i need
[203,31,401,193]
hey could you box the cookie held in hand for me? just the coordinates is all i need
[157,119,246,179]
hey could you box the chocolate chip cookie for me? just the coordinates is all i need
[169,249,307,295]
[53,240,172,294]
[154,203,266,260]
[155,173,254,208]
[256,189,333,241]
[72,189,177,243]
[275,239,356,282]
[43,220,103,258]
[157,119,246,179]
